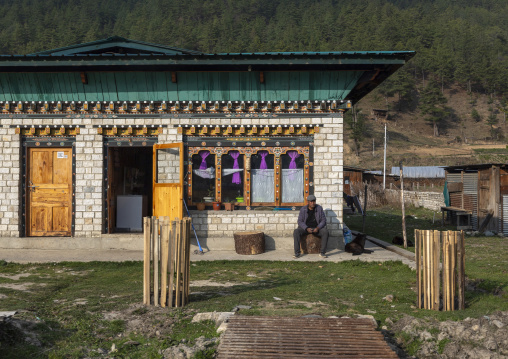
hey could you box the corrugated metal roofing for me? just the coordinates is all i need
[391,166,445,178]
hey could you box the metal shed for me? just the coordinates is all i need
[444,164,508,234]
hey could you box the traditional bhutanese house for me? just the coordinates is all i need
[0,37,414,250]
[443,163,508,234]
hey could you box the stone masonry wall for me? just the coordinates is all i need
[385,189,444,211]
[0,122,20,236]
[0,115,344,245]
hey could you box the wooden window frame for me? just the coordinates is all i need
[187,146,311,208]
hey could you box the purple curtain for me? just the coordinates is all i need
[288,151,300,180]
[199,151,210,170]
[230,151,241,184]
[259,151,268,169]
[288,151,300,169]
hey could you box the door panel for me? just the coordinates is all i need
[153,143,184,221]
[28,148,72,236]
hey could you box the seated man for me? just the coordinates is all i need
[293,195,329,258]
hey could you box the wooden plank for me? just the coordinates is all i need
[442,231,448,311]
[160,218,169,307]
[168,220,175,308]
[175,218,182,307]
[451,231,457,311]
[143,217,151,305]
[153,217,159,306]
[433,230,440,310]
[458,231,466,310]
[415,230,421,309]
[183,218,190,305]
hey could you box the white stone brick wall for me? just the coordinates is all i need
[0,116,344,243]
[0,124,20,236]
[74,126,103,237]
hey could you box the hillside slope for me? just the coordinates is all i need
[347,85,508,170]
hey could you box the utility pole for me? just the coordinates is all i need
[383,124,387,189]
[400,161,407,248]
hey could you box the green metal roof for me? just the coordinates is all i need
[0,38,415,105]
[30,36,204,56]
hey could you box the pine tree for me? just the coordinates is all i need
[419,79,448,137]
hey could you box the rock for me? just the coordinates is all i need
[273,297,282,301]
[385,318,393,326]
[162,336,218,359]
[492,320,505,329]
[191,311,235,327]
[0,311,17,318]
[484,231,495,237]
[216,322,228,333]
[383,295,394,302]
[217,312,235,326]
[419,330,433,341]
[472,324,480,331]
[356,314,377,327]
[232,305,252,312]
[485,337,498,351]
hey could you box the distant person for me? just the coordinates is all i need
[293,195,329,259]
[343,192,355,213]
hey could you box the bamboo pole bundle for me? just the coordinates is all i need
[415,229,465,311]
[143,216,191,308]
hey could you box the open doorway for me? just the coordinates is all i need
[106,146,153,233]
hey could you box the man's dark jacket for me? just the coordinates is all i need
[297,204,327,231]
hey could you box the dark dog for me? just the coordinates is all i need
[392,236,414,247]
[345,233,373,256]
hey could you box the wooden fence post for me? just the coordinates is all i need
[415,229,465,311]
[143,216,192,308]
[143,217,151,305]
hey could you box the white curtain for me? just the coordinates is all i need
[251,169,274,202]
[282,169,304,203]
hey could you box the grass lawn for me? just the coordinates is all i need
[345,205,457,252]
[0,206,507,358]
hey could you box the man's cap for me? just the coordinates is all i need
[307,195,316,201]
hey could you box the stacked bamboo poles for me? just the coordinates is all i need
[415,229,465,311]
[143,216,191,307]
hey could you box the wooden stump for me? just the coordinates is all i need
[300,234,321,254]
[234,231,265,255]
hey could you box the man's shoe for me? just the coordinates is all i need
[293,253,301,259]
[319,253,328,258]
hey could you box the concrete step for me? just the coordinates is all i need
[0,234,341,252]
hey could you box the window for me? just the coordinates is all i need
[191,151,216,203]
[187,145,311,208]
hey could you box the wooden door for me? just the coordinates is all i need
[27,148,73,236]
[153,143,184,220]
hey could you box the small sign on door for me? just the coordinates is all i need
[57,152,67,159]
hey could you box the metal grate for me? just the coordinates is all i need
[217,316,399,358]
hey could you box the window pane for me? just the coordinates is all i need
[281,151,304,203]
[221,151,244,203]
[251,151,274,203]
[191,151,215,203]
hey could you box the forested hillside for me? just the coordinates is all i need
[1,0,507,167]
